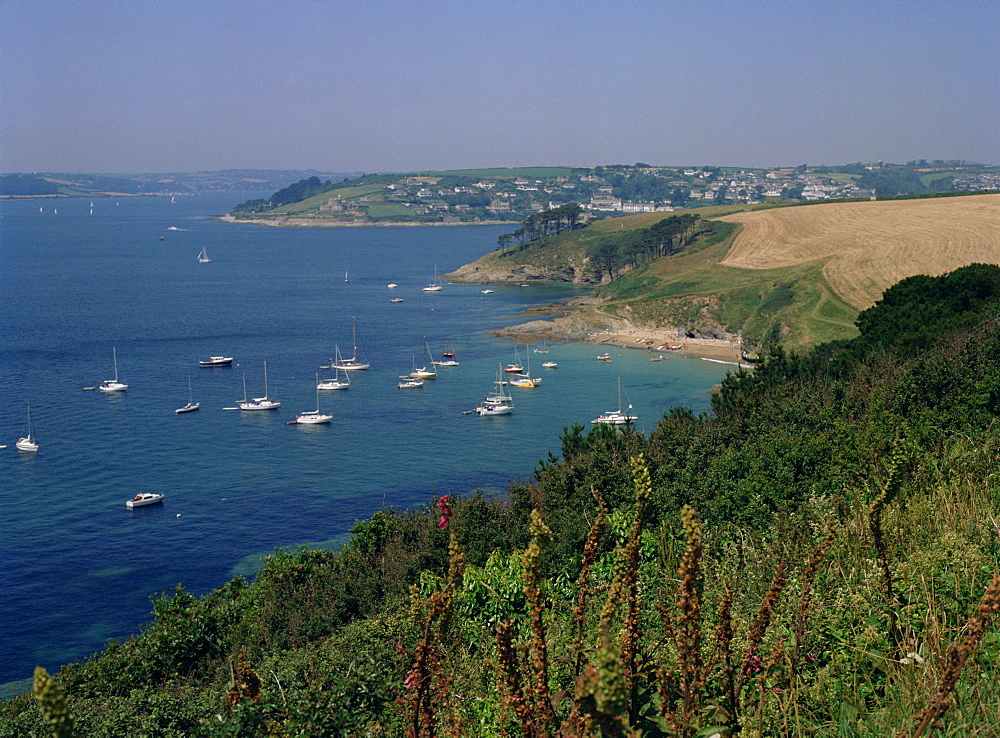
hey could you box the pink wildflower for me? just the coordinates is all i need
[436,495,452,529]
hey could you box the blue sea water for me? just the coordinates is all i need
[0,193,734,692]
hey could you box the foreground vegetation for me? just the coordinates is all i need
[5,265,1000,736]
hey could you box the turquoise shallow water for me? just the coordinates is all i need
[0,193,734,689]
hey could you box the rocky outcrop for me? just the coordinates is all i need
[493,297,739,344]
[446,255,601,285]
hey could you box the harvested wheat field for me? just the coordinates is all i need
[717,194,1000,309]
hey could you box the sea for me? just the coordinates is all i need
[0,193,734,694]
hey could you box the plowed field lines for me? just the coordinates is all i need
[718,194,1000,309]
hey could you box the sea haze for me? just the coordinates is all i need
[0,193,733,690]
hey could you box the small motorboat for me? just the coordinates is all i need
[387,283,398,288]
[126,493,164,509]
[596,353,611,360]
[542,361,558,368]
[390,297,404,303]
[398,379,424,388]
[481,289,493,294]
[200,356,234,367]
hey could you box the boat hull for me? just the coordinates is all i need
[126,494,164,508]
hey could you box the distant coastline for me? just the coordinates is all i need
[217,215,513,228]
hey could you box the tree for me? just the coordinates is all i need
[591,242,621,282]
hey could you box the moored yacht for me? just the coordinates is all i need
[239,361,280,410]
[99,347,128,392]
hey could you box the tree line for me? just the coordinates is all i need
[588,213,703,281]
[496,203,585,252]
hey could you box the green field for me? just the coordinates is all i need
[270,184,385,214]
[366,202,416,220]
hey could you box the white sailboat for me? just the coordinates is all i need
[197,247,213,263]
[99,347,128,392]
[317,348,350,390]
[175,376,200,413]
[331,317,370,370]
[408,338,438,379]
[592,377,638,425]
[296,376,333,424]
[239,361,280,410]
[16,405,39,452]
[475,369,514,416]
[422,265,443,292]
[344,270,349,283]
[504,347,524,374]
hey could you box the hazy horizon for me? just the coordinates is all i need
[3,0,997,174]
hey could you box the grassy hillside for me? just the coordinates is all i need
[478,194,999,352]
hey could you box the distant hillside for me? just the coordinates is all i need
[0,170,358,197]
[226,162,998,227]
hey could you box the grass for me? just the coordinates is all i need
[596,224,859,350]
[367,202,417,220]
[270,184,384,214]
[401,443,1000,735]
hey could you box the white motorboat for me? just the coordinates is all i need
[16,405,38,452]
[176,376,200,413]
[199,355,233,367]
[389,297,404,303]
[481,289,493,294]
[592,377,638,425]
[542,361,558,368]
[197,247,213,263]
[317,349,350,390]
[296,376,333,424]
[331,317,370,370]
[126,493,164,509]
[99,347,128,392]
[387,283,398,289]
[398,378,424,388]
[422,265,443,292]
[239,361,280,410]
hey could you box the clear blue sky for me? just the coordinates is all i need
[3,0,997,173]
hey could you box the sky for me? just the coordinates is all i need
[2,0,998,174]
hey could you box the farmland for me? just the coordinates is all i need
[717,193,1000,309]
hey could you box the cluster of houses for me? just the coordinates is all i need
[311,163,994,224]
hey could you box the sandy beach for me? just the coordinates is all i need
[586,329,750,366]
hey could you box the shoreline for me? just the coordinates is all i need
[585,330,750,365]
[217,215,515,228]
